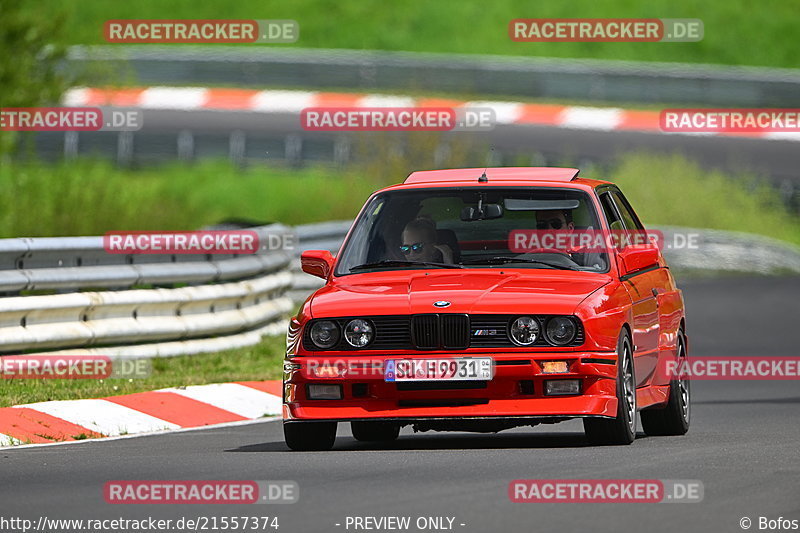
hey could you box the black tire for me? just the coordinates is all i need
[351,421,400,442]
[283,422,336,451]
[641,329,690,436]
[583,331,637,445]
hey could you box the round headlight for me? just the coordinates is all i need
[545,317,577,346]
[344,319,374,348]
[510,316,540,346]
[309,320,340,349]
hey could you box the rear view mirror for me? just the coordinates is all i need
[460,203,503,221]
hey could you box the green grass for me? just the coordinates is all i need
[0,158,379,237]
[606,153,800,245]
[0,337,284,407]
[2,153,798,245]
[29,0,800,68]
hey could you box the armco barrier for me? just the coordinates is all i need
[68,46,800,107]
[0,225,295,357]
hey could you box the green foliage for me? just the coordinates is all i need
[25,0,800,68]
[1,154,797,245]
[607,153,800,245]
[0,0,70,154]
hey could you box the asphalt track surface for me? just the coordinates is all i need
[2,276,799,533]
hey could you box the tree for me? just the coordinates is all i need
[0,0,68,155]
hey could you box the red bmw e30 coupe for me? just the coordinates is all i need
[282,167,690,450]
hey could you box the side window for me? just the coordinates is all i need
[599,192,623,231]
[610,190,644,231]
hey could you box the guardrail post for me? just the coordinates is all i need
[177,129,194,161]
[285,134,303,168]
[64,131,79,159]
[229,130,246,168]
[333,137,350,169]
[117,131,134,167]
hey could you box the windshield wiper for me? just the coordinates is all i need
[460,256,578,270]
[350,260,463,271]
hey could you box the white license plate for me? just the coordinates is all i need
[385,358,493,382]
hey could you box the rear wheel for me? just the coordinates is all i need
[641,329,690,436]
[583,331,636,445]
[283,422,336,451]
[351,421,400,442]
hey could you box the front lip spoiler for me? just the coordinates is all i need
[283,414,615,424]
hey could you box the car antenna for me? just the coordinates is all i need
[478,148,493,182]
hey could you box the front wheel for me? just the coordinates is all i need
[583,331,637,445]
[283,421,336,451]
[641,329,690,436]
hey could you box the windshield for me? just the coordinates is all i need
[335,187,609,275]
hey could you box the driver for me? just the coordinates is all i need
[535,209,574,231]
[400,217,454,263]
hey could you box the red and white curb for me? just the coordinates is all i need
[63,86,800,141]
[0,380,282,448]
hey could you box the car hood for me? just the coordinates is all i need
[309,270,612,317]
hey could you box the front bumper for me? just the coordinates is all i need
[283,353,619,421]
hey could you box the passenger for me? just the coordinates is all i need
[534,209,605,269]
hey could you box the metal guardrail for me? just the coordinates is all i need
[69,46,800,107]
[0,225,295,356]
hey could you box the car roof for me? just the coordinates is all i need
[380,167,612,192]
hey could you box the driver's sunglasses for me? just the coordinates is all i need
[399,242,425,254]
[537,218,564,230]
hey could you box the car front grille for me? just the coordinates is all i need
[411,314,439,349]
[412,314,470,350]
[302,314,583,351]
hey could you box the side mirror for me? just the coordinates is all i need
[618,246,659,276]
[301,250,335,279]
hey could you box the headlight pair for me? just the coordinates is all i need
[309,319,373,349]
[509,316,578,346]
